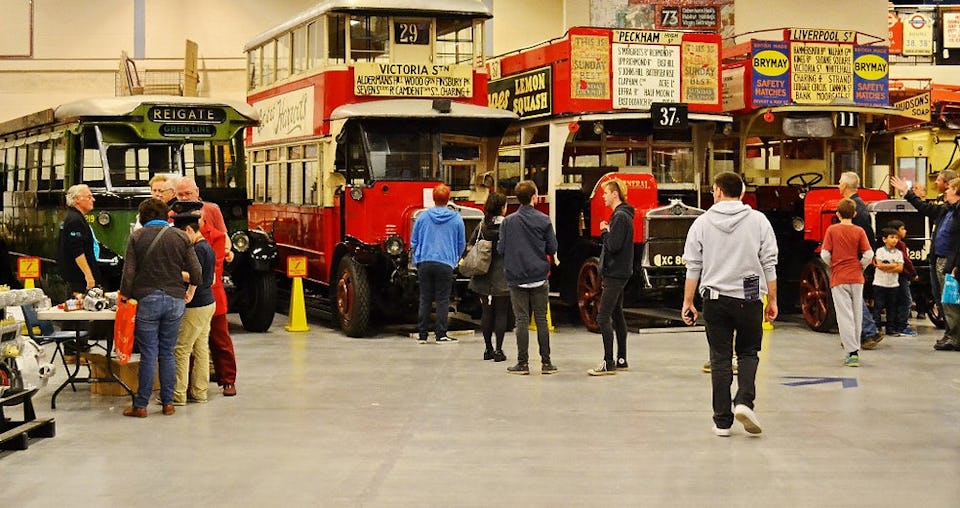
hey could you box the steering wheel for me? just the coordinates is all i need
[786,172,824,192]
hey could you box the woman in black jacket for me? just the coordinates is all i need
[468,192,510,362]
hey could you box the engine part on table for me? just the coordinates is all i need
[82,295,108,311]
[63,298,82,311]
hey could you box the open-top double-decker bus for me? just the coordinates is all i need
[487,26,729,329]
[721,28,932,331]
[243,0,517,337]
[0,95,278,332]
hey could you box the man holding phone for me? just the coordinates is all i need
[682,172,778,437]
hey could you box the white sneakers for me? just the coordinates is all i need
[734,404,762,436]
[713,426,731,437]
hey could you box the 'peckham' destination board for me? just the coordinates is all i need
[611,30,720,110]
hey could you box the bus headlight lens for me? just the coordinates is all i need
[792,217,805,232]
[231,231,250,252]
[350,187,364,201]
[384,235,404,256]
[97,212,111,226]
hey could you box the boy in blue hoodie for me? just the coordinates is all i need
[410,184,465,343]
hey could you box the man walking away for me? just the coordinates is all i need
[682,172,778,437]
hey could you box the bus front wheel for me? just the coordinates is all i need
[239,272,277,332]
[577,257,602,333]
[336,256,371,337]
[800,260,836,332]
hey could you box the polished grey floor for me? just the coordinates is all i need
[3,311,959,507]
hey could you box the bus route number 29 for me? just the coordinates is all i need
[651,102,688,130]
[395,22,429,45]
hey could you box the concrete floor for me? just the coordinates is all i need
[3,312,959,507]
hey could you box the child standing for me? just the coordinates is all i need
[886,219,918,336]
[873,227,905,337]
[821,198,874,367]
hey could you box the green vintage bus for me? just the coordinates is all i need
[0,95,278,332]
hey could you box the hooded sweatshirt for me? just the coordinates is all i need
[600,202,636,279]
[411,205,466,268]
[683,200,778,300]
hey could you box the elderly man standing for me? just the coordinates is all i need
[57,184,101,294]
[175,177,239,396]
[892,174,960,351]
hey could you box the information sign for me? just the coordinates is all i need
[286,256,307,278]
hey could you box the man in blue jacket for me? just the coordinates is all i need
[498,180,559,374]
[588,179,635,376]
[411,184,465,343]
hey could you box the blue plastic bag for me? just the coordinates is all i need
[943,273,960,305]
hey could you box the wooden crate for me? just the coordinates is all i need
[82,354,158,396]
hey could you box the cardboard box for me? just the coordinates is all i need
[81,353,159,396]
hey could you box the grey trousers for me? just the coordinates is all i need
[831,283,863,354]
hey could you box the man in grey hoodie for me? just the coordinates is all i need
[682,172,778,437]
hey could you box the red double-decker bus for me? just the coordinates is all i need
[243,0,516,336]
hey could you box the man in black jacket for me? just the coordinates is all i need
[57,184,101,295]
[498,180,559,375]
[892,175,960,350]
[588,179,635,376]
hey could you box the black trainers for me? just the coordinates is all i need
[541,362,558,375]
[483,349,495,360]
[616,358,629,370]
[587,360,616,376]
[507,362,529,375]
[493,350,507,362]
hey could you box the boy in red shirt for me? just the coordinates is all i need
[821,198,874,367]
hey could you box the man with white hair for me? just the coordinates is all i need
[57,184,101,294]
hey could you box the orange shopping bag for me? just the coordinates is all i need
[113,295,137,364]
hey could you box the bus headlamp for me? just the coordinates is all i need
[350,187,364,201]
[792,217,805,232]
[231,231,250,253]
[97,212,111,226]
[384,235,404,256]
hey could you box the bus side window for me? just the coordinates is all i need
[38,140,52,191]
[80,128,104,185]
[51,136,66,190]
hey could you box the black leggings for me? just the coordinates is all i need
[480,294,510,350]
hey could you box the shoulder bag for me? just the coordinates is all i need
[458,222,493,277]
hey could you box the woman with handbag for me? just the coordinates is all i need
[468,192,510,362]
[120,198,202,418]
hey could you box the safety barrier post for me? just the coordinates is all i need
[285,256,309,332]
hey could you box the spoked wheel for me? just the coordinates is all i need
[335,256,371,337]
[576,257,602,333]
[800,260,837,332]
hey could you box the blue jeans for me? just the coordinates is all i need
[509,283,551,364]
[417,262,454,340]
[134,290,185,408]
[860,298,878,340]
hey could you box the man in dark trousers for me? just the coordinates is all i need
[682,172,778,437]
[838,171,883,349]
[499,180,559,375]
[588,179,635,376]
[57,184,102,294]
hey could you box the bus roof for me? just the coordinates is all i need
[55,95,260,123]
[330,99,517,121]
[245,0,492,51]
